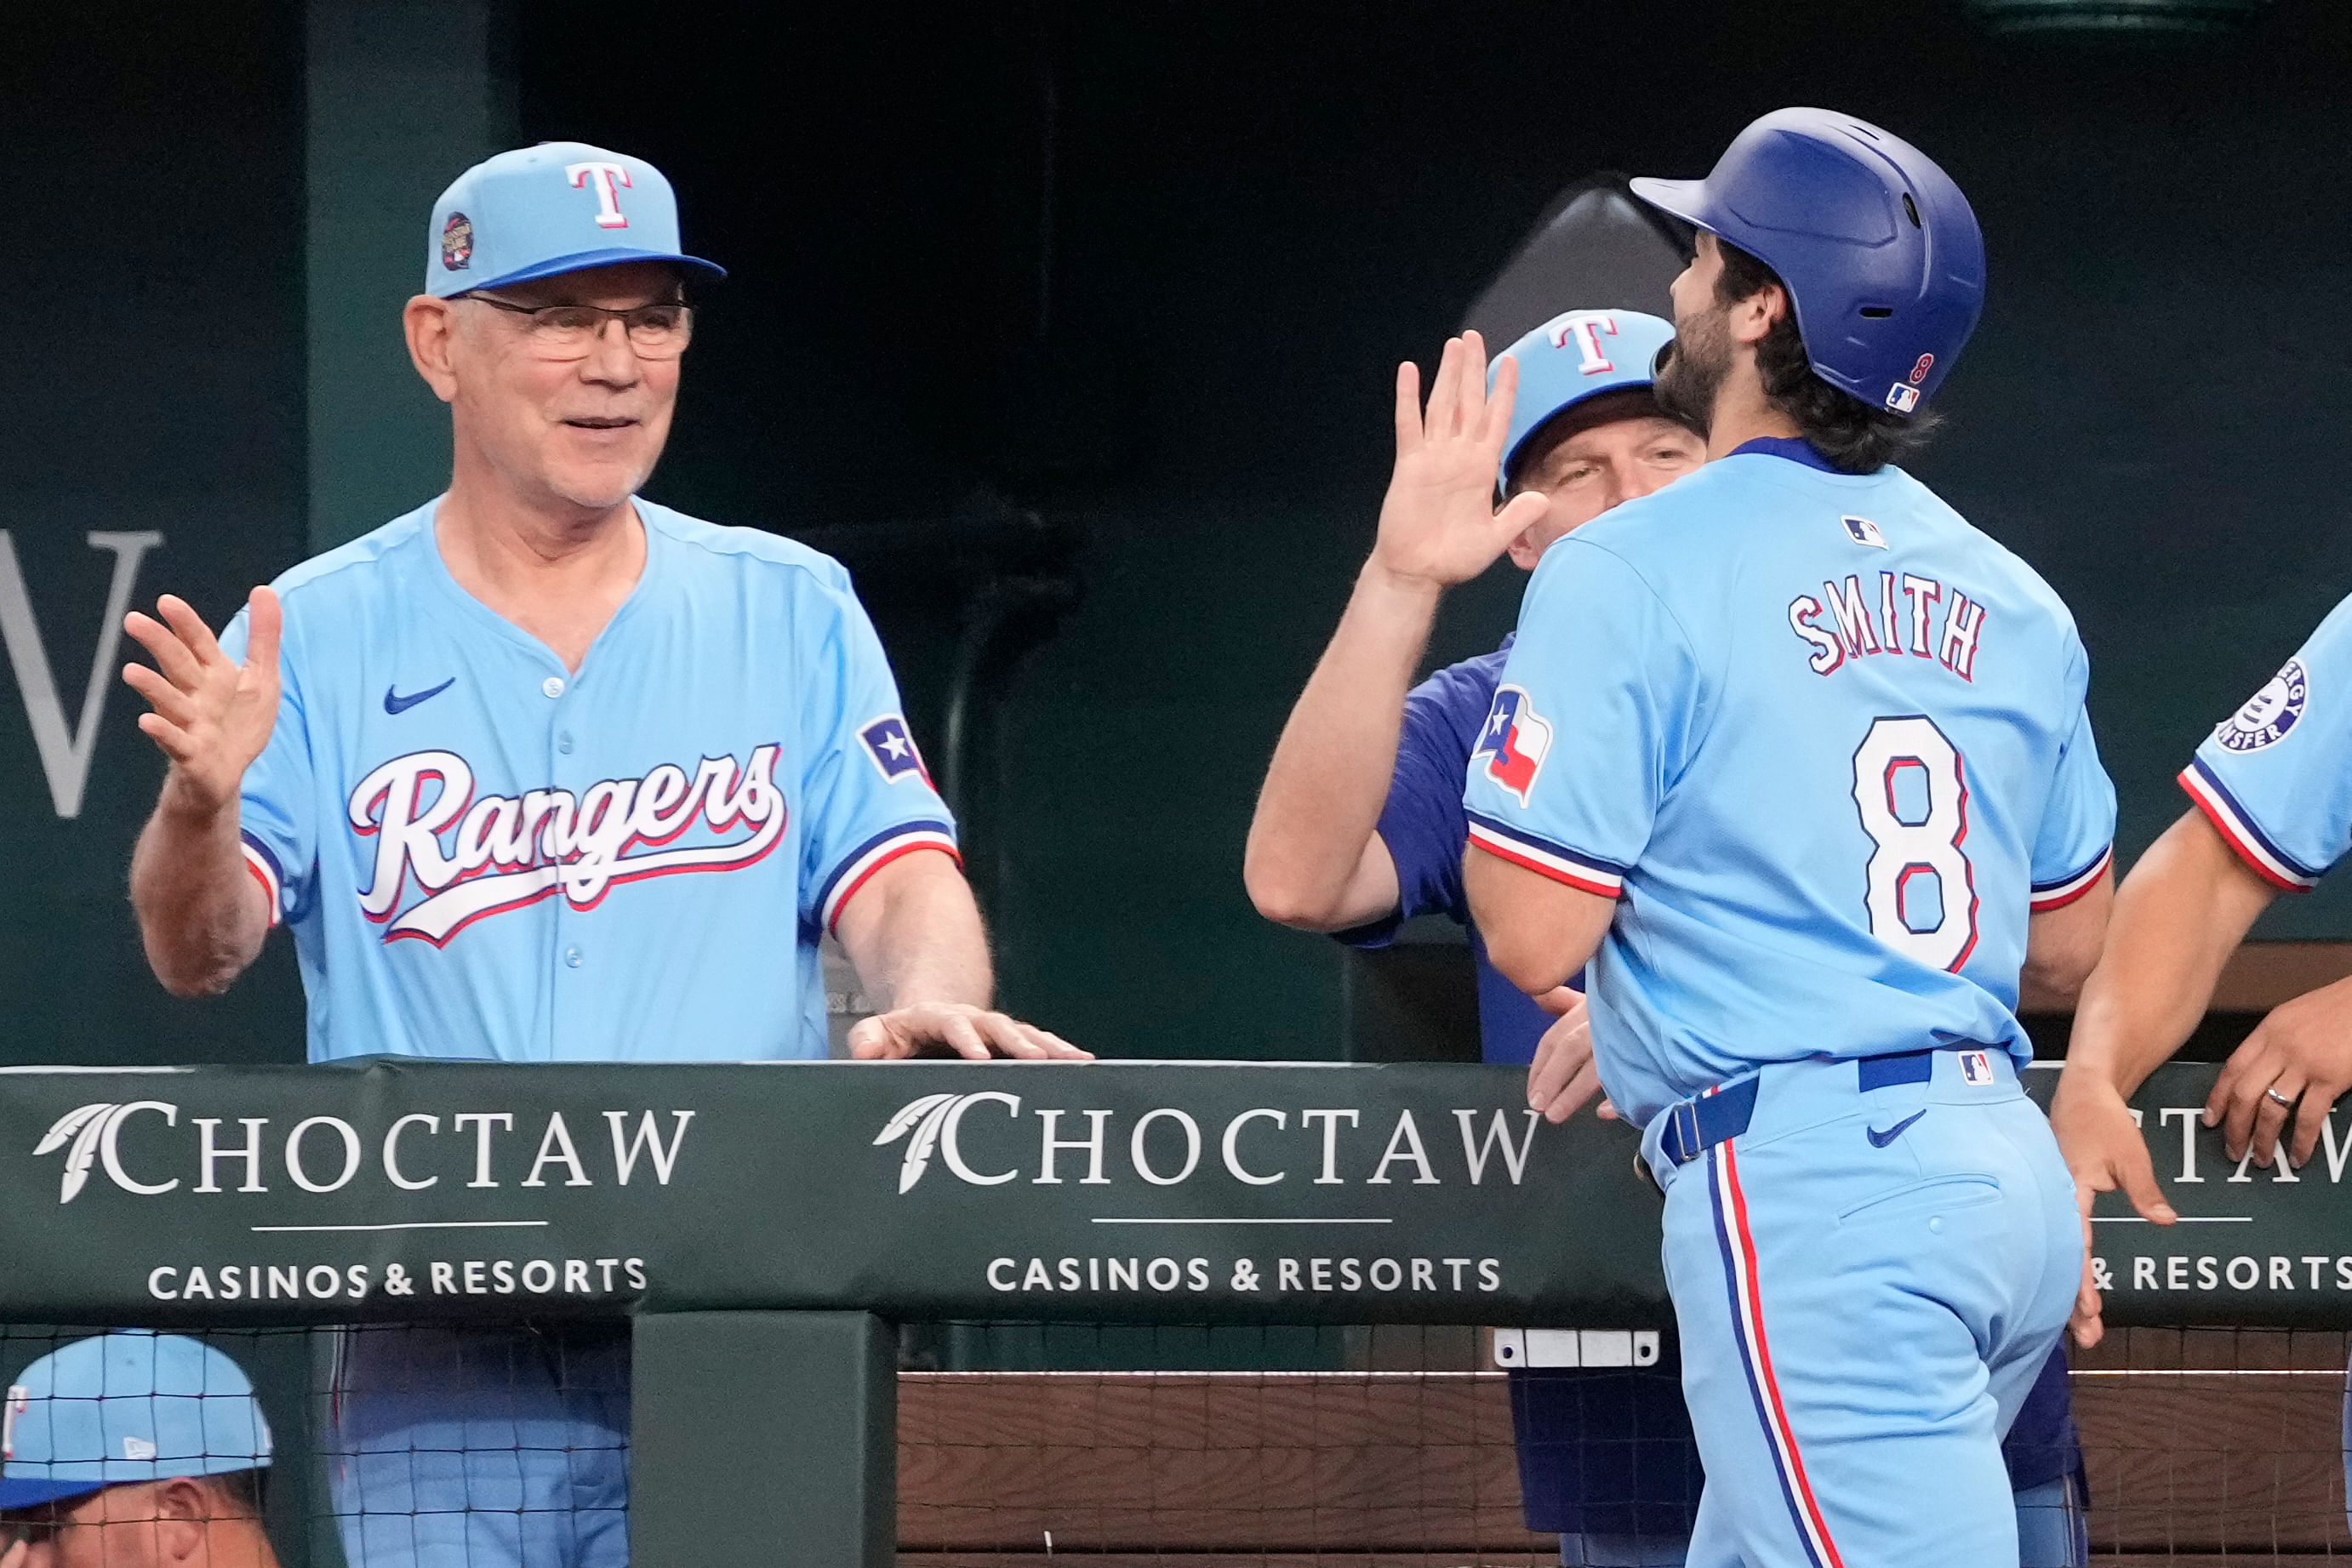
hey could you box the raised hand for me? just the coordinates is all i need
[1370,332,1553,590]
[122,588,283,815]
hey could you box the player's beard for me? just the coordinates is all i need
[1653,301,1733,437]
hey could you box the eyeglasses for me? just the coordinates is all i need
[460,294,694,361]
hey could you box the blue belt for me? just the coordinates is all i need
[1653,1048,1939,1174]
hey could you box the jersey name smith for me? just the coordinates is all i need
[1786,570,1988,681]
[351,744,785,945]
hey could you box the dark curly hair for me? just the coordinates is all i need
[1715,240,1940,475]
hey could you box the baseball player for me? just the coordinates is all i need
[119,142,1083,1568]
[2052,596,2352,1514]
[0,1331,279,1568]
[1252,307,2092,1562]
[1461,109,2115,1565]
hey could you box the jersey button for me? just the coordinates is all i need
[557,733,575,755]
[564,946,584,968]
[542,676,566,699]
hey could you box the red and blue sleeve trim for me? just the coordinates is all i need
[2179,759,2322,892]
[815,819,962,933]
[1464,810,1628,898]
[2028,846,2111,913]
[239,831,285,928]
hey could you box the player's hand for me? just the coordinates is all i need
[2051,1074,2172,1348]
[122,587,282,817]
[2204,974,2352,1169]
[1526,989,1614,1125]
[848,1003,1093,1063]
[1368,333,1551,593]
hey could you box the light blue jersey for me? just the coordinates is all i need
[1462,441,2115,1126]
[2180,592,2352,891]
[221,498,956,1063]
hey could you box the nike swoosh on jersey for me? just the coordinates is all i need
[1865,1110,1927,1149]
[383,678,456,716]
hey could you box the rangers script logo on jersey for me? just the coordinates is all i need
[2215,659,2309,753]
[349,745,785,945]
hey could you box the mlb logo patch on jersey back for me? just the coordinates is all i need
[1474,685,1553,807]
[1958,1050,1996,1086]
[1841,516,1887,549]
[860,714,931,784]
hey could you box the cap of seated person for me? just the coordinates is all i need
[425,140,728,297]
[0,1332,272,1511]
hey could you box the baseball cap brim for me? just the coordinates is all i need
[471,247,727,294]
[0,1475,112,1511]
[1627,176,1714,234]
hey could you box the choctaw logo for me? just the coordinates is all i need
[2216,659,2309,753]
[441,212,474,270]
[351,746,787,944]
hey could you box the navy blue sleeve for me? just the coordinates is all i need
[1335,650,1507,949]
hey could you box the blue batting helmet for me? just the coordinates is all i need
[1630,108,1984,418]
[1488,309,1677,493]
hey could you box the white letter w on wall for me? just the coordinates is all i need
[0,531,164,818]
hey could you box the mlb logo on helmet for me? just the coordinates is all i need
[1473,685,1554,807]
[1885,383,1921,413]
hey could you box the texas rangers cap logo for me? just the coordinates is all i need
[860,714,932,786]
[2216,658,2309,753]
[1473,685,1553,807]
[441,213,473,271]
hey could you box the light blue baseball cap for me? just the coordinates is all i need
[0,1332,273,1511]
[1488,309,1679,493]
[426,140,725,299]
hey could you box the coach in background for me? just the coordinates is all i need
[119,143,1083,1568]
[0,1331,279,1568]
[1247,313,1707,1565]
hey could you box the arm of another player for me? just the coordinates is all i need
[835,850,1090,1061]
[2051,810,2274,1344]
[123,589,282,997]
[1464,853,1615,1010]
[1243,333,1549,931]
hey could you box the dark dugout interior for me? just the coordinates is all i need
[5,0,2351,1065]
[517,0,2352,1058]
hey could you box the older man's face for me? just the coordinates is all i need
[446,261,686,516]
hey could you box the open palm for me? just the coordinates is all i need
[1373,332,1551,588]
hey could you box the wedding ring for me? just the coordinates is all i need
[2265,1086,2297,1108]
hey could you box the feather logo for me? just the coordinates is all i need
[32,1102,179,1203]
[873,1092,961,1194]
[35,1103,117,1204]
[872,1092,1023,1194]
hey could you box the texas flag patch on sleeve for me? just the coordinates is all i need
[1473,685,1553,807]
[859,714,932,785]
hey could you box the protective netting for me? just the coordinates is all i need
[1,1321,2345,1565]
